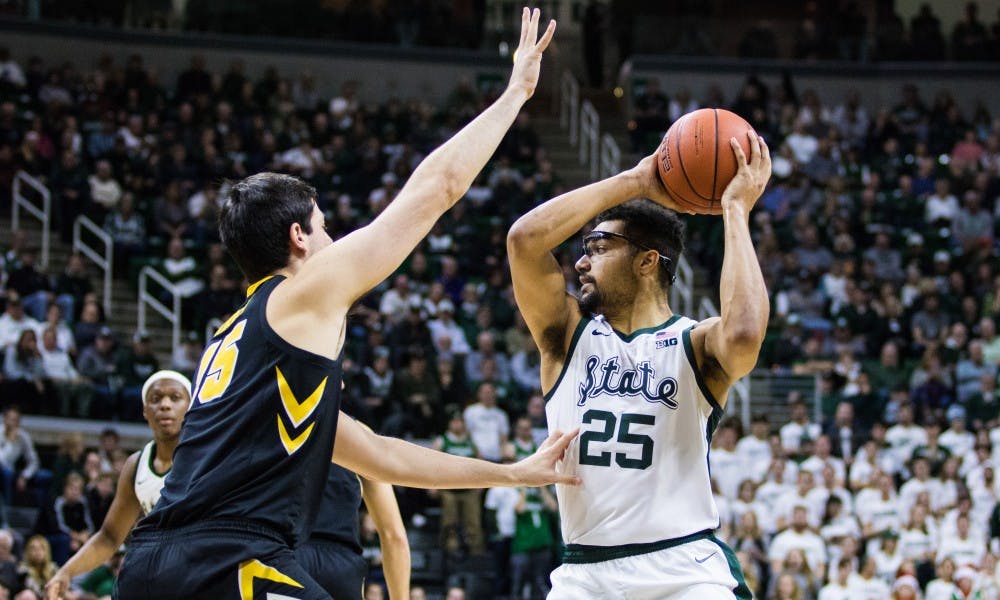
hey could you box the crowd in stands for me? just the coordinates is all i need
[0,11,1000,595]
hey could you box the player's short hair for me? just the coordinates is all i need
[594,199,685,291]
[219,172,317,282]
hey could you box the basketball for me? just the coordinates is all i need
[656,108,757,215]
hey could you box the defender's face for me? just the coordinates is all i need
[305,203,333,259]
[575,221,637,315]
[144,380,191,438]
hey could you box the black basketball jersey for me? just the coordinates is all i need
[308,463,362,552]
[143,275,341,547]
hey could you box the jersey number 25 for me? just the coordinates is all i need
[579,409,654,470]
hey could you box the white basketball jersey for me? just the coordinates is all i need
[546,314,723,546]
[134,441,169,516]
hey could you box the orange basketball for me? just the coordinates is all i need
[656,108,757,215]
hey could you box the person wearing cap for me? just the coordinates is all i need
[76,327,120,420]
[953,565,982,599]
[428,298,472,357]
[114,329,160,421]
[940,405,975,457]
[891,574,920,600]
[44,370,192,600]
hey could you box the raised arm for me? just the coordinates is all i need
[689,133,771,406]
[332,414,579,489]
[360,478,409,599]
[507,155,682,388]
[291,9,556,312]
[44,453,143,600]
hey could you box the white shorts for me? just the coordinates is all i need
[548,533,751,600]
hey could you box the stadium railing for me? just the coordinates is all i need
[11,170,50,269]
[138,265,181,354]
[579,100,600,180]
[599,132,621,180]
[73,215,113,317]
[560,70,580,146]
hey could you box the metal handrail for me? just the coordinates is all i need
[670,256,694,317]
[599,133,621,180]
[205,318,222,343]
[11,170,51,268]
[138,266,181,355]
[579,100,599,179]
[72,216,113,317]
[560,70,580,146]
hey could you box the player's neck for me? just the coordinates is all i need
[603,288,671,335]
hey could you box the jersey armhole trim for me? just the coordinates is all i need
[542,317,589,402]
[681,326,723,413]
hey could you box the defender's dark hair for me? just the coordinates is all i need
[219,173,317,282]
[594,199,685,291]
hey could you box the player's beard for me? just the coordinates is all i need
[577,283,604,315]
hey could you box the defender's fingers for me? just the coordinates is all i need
[518,7,529,49]
[555,471,582,486]
[545,428,580,457]
[536,19,557,52]
[538,428,564,451]
[527,8,540,46]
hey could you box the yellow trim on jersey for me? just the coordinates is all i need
[277,415,315,456]
[213,305,247,337]
[237,558,302,600]
[245,275,275,298]
[276,368,326,427]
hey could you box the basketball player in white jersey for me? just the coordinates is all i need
[507,133,771,599]
[45,370,192,599]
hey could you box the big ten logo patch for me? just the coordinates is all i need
[655,331,678,349]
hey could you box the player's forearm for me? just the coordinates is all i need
[363,435,517,488]
[716,201,768,370]
[410,88,529,210]
[54,528,120,580]
[508,171,641,256]
[381,535,411,599]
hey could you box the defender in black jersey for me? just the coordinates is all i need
[115,9,578,600]
[295,463,409,599]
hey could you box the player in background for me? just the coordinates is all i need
[506,133,771,598]
[116,9,578,599]
[43,370,192,599]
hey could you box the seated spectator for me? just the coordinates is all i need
[818,557,853,600]
[6,249,53,322]
[768,505,828,582]
[104,192,146,279]
[780,396,821,458]
[464,330,510,389]
[160,238,204,329]
[46,472,93,565]
[385,349,440,439]
[115,330,160,421]
[737,414,772,482]
[856,471,904,542]
[508,335,540,397]
[709,419,746,500]
[71,300,103,352]
[0,529,22,597]
[940,405,975,457]
[956,340,996,404]
[38,327,91,418]
[2,329,50,413]
[87,160,122,216]
[925,557,958,600]
[17,535,56,599]
[936,513,984,568]
[463,382,509,463]
[378,275,420,325]
[170,330,202,380]
[886,404,928,469]
[801,434,847,486]
[49,432,86,500]
[427,300,471,359]
[76,327,118,419]
[34,303,75,357]
[0,293,39,350]
[0,405,50,507]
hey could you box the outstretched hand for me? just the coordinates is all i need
[512,428,581,487]
[721,131,771,212]
[44,573,70,600]
[508,7,557,100]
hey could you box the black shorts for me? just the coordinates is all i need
[294,538,367,600]
[115,520,330,600]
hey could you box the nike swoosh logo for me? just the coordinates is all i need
[695,551,717,564]
[591,330,610,336]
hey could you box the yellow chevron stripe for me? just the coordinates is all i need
[245,275,275,298]
[277,415,315,456]
[275,368,326,428]
[237,558,302,600]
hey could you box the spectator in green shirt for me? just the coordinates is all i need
[510,485,557,599]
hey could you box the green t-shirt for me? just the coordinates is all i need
[512,488,555,554]
[80,565,115,596]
